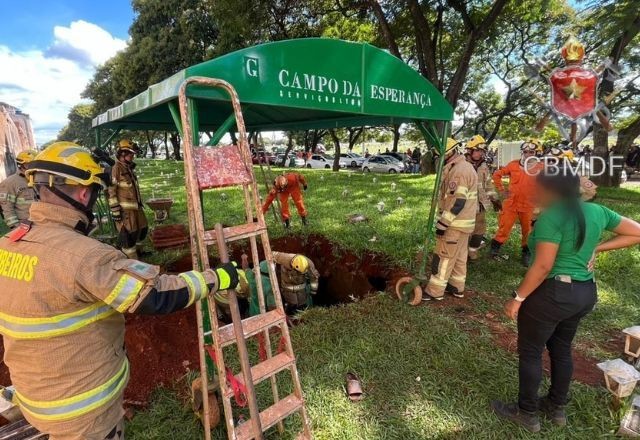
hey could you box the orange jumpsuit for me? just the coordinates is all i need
[262,172,307,220]
[492,159,538,247]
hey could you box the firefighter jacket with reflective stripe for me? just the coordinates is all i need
[273,252,319,293]
[108,160,142,211]
[492,159,537,211]
[0,202,216,438]
[0,173,35,228]
[468,159,496,211]
[436,154,479,233]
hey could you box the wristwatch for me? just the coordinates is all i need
[512,290,526,302]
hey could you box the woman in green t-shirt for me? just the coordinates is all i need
[492,165,640,433]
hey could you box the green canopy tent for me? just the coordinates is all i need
[93,37,454,297]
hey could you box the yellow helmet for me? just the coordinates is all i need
[467,135,487,150]
[16,150,37,165]
[26,142,109,189]
[291,254,309,274]
[117,139,136,155]
[274,175,288,191]
[444,138,462,154]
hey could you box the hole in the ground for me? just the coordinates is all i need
[165,234,409,309]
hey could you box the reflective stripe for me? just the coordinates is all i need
[0,303,117,340]
[283,283,307,292]
[451,219,475,228]
[16,359,129,421]
[450,274,466,282]
[117,181,133,188]
[105,275,144,312]
[467,191,478,200]
[6,194,16,203]
[179,271,208,306]
[119,202,139,210]
[455,186,469,197]
[440,211,456,223]
[213,291,229,305]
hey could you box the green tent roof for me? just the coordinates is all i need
[92,38,453,132]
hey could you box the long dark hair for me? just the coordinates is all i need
[536,164,586,250]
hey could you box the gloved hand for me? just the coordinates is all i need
[303,184,308,191]
[110,205,123,222]
[214,262,239,291]
[235,269,249,298]
[491,198,502,212]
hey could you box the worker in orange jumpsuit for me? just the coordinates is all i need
[262,173,308,229]
[490,139,541,266]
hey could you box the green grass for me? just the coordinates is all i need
[12,159,638,439]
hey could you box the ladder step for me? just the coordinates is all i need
[235,394,303,440]
[225,352,294,398]
[218,309,285,348]
[203,223,266,245]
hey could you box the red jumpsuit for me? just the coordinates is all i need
[492,160,538,247]
[262,172,308,220]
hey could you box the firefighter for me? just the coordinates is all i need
[0,142,240,440]
[0,150,37,229]
[490,139,540,266]
[108,139,148,258]
[424,138,478,301]
[273,252,319,313]
[465,135,498,261]
[262,172,308,229]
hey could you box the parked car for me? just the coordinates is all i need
[251,150,276,165]
[306,154,334,169]
[362,155,405,173]
[275,154,304,168]
[338,152,366,168]
[382,152,412,168]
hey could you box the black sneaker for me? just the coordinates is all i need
[490,239,502,259]
[422,292,444,302]
[521,246,531,267]
[539,396,567,427]
[491,400,541,433]
[445,284,464,298]
[284,219,291,229]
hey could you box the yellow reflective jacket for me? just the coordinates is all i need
[436,154,479,233]
[0,202,215,438]
[108,160,143,211]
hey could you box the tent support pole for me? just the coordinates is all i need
[100,127,121,150]
[416,120,450,279]
[168,101,184,138]
[207,112,236,146]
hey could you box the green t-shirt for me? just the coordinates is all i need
[246,260,276,316]
[528,202,622,281]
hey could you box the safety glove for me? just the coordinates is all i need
[110,205,123,222]
[214,262,240,291]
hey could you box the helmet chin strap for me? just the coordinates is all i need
[45,186,99,235]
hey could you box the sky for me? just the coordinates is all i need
[0,0,134,144]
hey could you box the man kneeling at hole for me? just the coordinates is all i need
[0,142,242,440]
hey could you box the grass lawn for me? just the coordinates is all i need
[9,159,639,439]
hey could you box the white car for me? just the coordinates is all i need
[275,154,305,168]
[362,155,405,173]
[306,154,334,169]
[338,152,366,168]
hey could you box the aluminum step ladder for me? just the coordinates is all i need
[177,77,311,440]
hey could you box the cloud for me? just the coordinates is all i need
[47,20,127,67]
[0,21,126,145]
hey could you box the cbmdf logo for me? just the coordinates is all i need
[244,57,259,80]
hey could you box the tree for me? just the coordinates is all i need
[57,104,97,148]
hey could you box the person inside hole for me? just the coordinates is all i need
[241,252,319,315]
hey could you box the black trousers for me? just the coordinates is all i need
[517,278,597,412]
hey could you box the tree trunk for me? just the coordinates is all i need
[613,115,640,185]
[170,133,181,160]
[281,135,294,167]
[329,130,341,172]
[391,125,400,152]
[591,123,611,186]
[163,132,170,160]
[348,127,363,151]
[368,0,401,59]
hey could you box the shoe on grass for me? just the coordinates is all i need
[445,284,464,299]
[491,400,540,433]
[539,396,567,427]
[421,290,444,302]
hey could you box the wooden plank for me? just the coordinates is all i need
[218,309,285,348]
[235,394,303,440]
[225,353,294,398]
[203,223,266,246]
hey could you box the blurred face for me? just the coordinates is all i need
[123,152,134,163]
[470,149,485,161]
[534,179,559,208]
[522,149,536,160]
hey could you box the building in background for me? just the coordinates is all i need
[0,103,36,180]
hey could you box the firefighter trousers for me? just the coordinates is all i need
[494,204,532,247]
[427,229,470,298]
[279,189,307,221]
[468,208,486,260]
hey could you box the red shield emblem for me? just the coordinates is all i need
[549,66,599,121]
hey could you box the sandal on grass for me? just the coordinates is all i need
[346,372,364,402]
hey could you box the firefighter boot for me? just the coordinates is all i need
[521,246,531,267]
[469,234,483,261]
[445,283,464,299]
[490,239,502,260]
[539,396,567,427]
[491,401,540,433]
[301,216,308,226]
[284,218,291,229]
